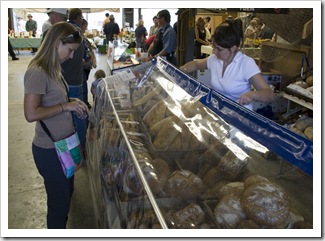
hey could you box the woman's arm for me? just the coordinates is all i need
[179,58,208,74]
[238,73,275,105]
[24,94,88,123]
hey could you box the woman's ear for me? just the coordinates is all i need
[230,45,238,52]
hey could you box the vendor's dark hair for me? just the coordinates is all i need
[105,13,109,17]
[212,18,243,48]
[205,16,211,22]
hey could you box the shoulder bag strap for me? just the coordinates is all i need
[39,77,71,142]
[39,120,55,142]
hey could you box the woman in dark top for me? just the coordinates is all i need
[194,17,210,59]
[103,14,120,43]
[135,19,148,49]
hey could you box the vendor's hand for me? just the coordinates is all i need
[238,91,256,106]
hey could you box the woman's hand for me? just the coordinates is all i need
[63,98,89,117]
[238,91,256,105]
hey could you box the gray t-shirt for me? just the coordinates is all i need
[24,66,75,148]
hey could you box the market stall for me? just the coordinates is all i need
[9,37,42,49]
[86,57,312,230]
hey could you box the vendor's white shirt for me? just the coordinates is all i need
[207,51,260,110]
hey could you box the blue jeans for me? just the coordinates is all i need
[32,144,74,228]
[68,85,86,151]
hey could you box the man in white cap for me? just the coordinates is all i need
[42,8,68,39]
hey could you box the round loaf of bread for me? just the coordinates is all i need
[165,170,205,200]
[294,117,313,131]
[214,194,246,228]
[171,203,206,228]
[244,175,269,189]
[242,181,291,227]
[218,181,245,199]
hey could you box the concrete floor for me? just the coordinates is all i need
[7,49,111,230]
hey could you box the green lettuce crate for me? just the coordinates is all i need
[98,45,107,54]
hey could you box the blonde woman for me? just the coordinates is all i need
[194,17,210,59]
[24,22,87,228]
[135,19,148,49]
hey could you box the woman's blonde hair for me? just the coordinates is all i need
[196,17,205,28]
[28,22,82,82]
[137,19,144,27]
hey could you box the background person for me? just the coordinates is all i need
[244,19,258,40]
[42,8,68,34]
[103,14,120,43]
[180,18,274,110]
[135,19,148,49]
[81,18,97,109]
[42,8,68,40]
[61,8,88,151]
[147,9,177,65]
[254,17,275,40]
[194,17,211,59]
[24,22,85,229]
[25,13,38,53]
[204,16,211,33]
[102,13,110,31]
[149,16,159,36]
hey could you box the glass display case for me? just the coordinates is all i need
[86,57,313,231]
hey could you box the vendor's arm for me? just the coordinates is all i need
[179,58,208,74]
[238,73,275,105]
[24,93,88,123]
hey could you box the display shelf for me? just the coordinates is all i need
[86,57,313,231]
[282,92,313,110]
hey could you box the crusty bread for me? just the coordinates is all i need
[165,170,205,200]
[242,181,291,227]
[217,150,248,181]
[170,203,206,228]
[244,175,270,189]
[218,182,245,199]
[214,194,246,228]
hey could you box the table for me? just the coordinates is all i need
[9,37,42,49]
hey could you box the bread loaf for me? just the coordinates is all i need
[304,126,313,140]
[217,150,248,181]
[244,175,270,189]
[214,194,246,228]
[294,117,313,131]
[165,170,205,200]
[305,75,313,86]
[170,203,206,228]
[218,182,245,199]
[242,181,291,227]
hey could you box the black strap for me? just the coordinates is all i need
[39,77,71,142]
[40,120,55,142]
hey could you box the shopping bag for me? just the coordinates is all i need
[54,132,84,178]
[40,120,84,178]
